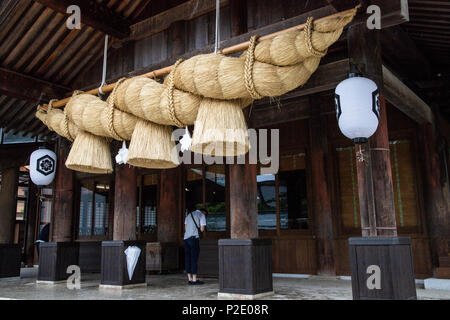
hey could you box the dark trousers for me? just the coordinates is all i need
[184,236,200,275]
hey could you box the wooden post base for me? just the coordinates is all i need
[218,239,273,296]
[99,283,148,290]
[0,244,21,278]
[37,242,79,282]
[349,237,417,300]
[78,241,102,273]
[218,291,274,300]
[101,241,146,287]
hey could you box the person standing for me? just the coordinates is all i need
[184,208,207,285]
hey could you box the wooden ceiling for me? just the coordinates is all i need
[402,0,450,119]
[0,0,164,139]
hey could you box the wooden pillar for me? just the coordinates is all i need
[158,167,182,243]
[309,101,335,275]
[113,165,137,241]
[24,182,38,266]
[0,167,18,244]
[346,23,415,300]
[107,182,115,240]
[229,162,258,239]
[348,23,397,237]
[420,122,450,267]
[51,138,75,242]
[219,162,273,297]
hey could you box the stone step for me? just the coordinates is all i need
[436,267,450,279]
[424,278,450,291]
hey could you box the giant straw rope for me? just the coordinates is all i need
[35,8,358,172]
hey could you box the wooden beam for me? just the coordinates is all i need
[382,66,434,124]
[0,68,71,102]
[327,0,409,28]
[33,0,131,38]
[0,0,18,26]
[128,0,229,42]
[248,97,311,128]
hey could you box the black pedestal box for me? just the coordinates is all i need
[37,242,79,282]
[0,244,21,278]
[218,238,273,295]
[101,241,146,287]
[349,237,417,300]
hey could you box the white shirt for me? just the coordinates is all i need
[184,210,206,240]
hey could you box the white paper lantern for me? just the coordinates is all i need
[335,73,380,143]
[30,147,57,187]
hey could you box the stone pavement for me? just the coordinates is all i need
[0,268,448,300]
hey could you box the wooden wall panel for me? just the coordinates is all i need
[271,238,317,274]
[410,237,433,278]
[389,140,420,228]
[333,239,352,275]
[246,0,326,31]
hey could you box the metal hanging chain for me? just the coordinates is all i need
[214,0,220,54]
[99,35,109,95]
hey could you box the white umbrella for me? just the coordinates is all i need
[124,246,141,280]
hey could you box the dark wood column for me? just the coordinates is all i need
[346,23,415,300]
[228,163,258,239]
[113,164,137,241]
[158,167,182,243]
[52,138,75,242]
[0,167,18,244]
[347,23,397,236]
[309,101,335,275]
[420,122,450,267]
[24,182,38,266]
[101,163,146,288]
[219,162,273,297]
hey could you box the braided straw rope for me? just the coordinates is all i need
[62,91,83,141]
[304,17,327,58]
[107,78,127,141]
[62,108,74,142]
[166,59,185,128]
[244,35,263,100]
[45,99,57,132]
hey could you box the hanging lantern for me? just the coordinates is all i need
[335,73,380,143]
[29,147,57,187]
